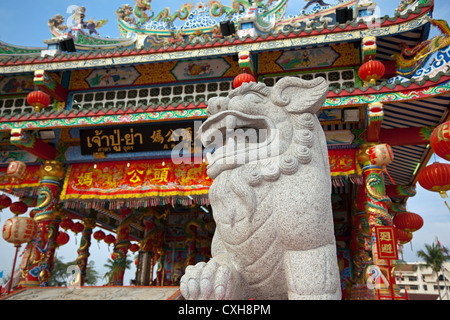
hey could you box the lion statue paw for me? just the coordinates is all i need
[180,259,241,300]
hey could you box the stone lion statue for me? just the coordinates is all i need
[180,77,341,300]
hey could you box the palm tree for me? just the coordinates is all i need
[102,257,133,284]
[48,256,100,286]
[417,242,450,299]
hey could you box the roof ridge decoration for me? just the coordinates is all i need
[395,0,429,16]
[52,0,430,50]
[48,6,136,50]
[113,0,370,49]
[389,17,450,84]
[116,0,291,48]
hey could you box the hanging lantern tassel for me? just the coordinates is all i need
[383,167,396,185]
[445,201,450,212]
[440,191,448,199]
[93,230,105,249]
[70,222,84,246]
[8,179,13,194]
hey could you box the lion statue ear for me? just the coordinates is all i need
[270,77,328,114]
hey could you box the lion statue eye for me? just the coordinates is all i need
[243,93,264,104]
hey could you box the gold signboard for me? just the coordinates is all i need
[80,121,201,155]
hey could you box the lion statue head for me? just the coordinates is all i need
[201,76,329,180]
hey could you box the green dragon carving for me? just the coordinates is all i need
[153,3,193,23]
[134,0,153,25]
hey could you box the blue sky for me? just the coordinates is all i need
[1,0,450,286]
[0,0,448,46]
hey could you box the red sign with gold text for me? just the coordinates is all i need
[375,226,398,260]
[60,158,212,201]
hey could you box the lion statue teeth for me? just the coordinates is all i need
[180,77,341,300]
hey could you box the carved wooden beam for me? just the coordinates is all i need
[379,126,432,146]
[33,69,68,103]
[10,129,58,160]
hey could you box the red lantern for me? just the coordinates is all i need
[70,221,84,235]
[111,253,116,261]
[56,231,70,247]
[104,234,116,246]
[430,121,450,161]
[60,218,74,231]
[358,60,385,85]
[93,230,105,242]
[7,161,26,180]
[394,212,424,235]
[129,243,140,253]
[26,91,50,112]
[0,194,12,210]
[233,73,256,89]
[9,201,28,216]
[417,162,450,198]
[396,228,413,245]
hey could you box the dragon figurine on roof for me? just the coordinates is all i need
[303,0,331,10]
[393,17,450,77]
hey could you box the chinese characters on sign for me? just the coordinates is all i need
[80,121,202,155]
[60,159,212,201]
[375,226,398,260]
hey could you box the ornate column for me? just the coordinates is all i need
[136,214,156,286]
[109,208,133,286]
[20,161,65,287]
[76,216,96,286]
[137,209,168,286]
[184,220,203,268]
[355,143,395,295]
[351,184,373,283]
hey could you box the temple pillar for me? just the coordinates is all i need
[137,209,168,286]
[184,220,203,268]
[136,215,156,286]
[20,160,65,287]
[154,247,166,286]
[350,184,372,283]
[76,217,96,286]
[109,208,133,286]
[353,143,397,298]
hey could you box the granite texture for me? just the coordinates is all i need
[180,77,341,300]
[4,287,181,300]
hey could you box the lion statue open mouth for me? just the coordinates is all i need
[180,76,341,300]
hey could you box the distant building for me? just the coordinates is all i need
[394,262,450,300]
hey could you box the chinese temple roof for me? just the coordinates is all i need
[0,0,434,72]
